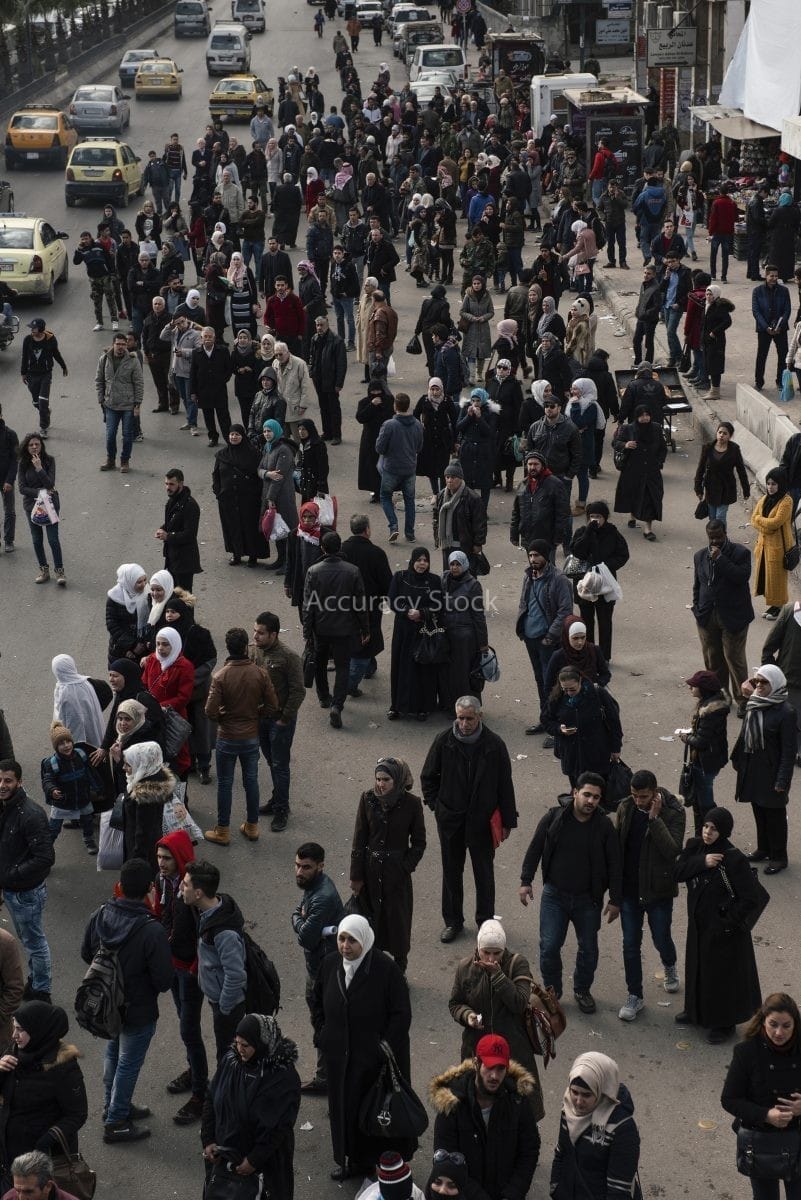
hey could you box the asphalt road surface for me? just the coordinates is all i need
[0,7,796,1199]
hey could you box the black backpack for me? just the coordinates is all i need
[75,911,151,1039]
[242,930,281,1015]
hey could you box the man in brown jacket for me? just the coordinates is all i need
[366,290,398,376]
[250,611,306,832]
[204,627,277,845]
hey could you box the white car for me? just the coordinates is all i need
[0,214,69,304]
[409,79,453,105]
[414,67,460,88]
[354,0,384,25]
[69,85,131,135]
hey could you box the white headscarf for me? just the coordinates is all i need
[154,626,183,672]
[123,741,165,787]
[570,378,606,430]
[562,1052,621,1145]
[338,914,375,988]
[51,654,105,746]
[108,563,150,631]
[186,289,201,308]
[148,570,174,629]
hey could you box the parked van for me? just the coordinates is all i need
[174,0,211,36]
[410,42,468,81]
[529,73,597,137]
[206,22,252,75]
[231,0,265,32]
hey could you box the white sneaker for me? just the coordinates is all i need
[663,965,680,993]
[618,994,645,1022]
[93,323,104,331]
[111,320,119,331]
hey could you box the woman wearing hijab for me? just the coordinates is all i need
[107,696,165,795]
[535,294,566,350]
[460,275,494,384]
[441,551,488,710]
[357,378,395,501]
[229,329,262,425]
[51,655,105,747]
[414,379,456,497]
[387,548,442,720]
[161,594,217,784]
[295,419,329,502]
[613,405,667,541]
[566,376,603,513]
[560,218,597,295]
[488,317,522,376]
[543,666,623,791]
[248,365,287,445]
[141,569,175,652]
[92,659,144,768]
[732,665,796,874]
[425,1151,490,1200]
[564,297,593,368]
[202,1013,301,1200]
[349,758,426,974]
[106,563,150,665]
[142,628,195,778]
[449,919,545,1125]
[487,359,524,492]
[284,500,325,614]
[700,282,735,401]
[549,1052,641,1200]
[676,806,764,1043]
[121,741,175,870]
[305,166,324,214]
[213,424,267,567]
[767,194,801,282]
[455,387,500,509]
[536,331,572,401]
[0,1002,87,1188]
[543,617,610,694]
[751,467,794,619]
[226,252,258,338]
[679,670,731,834]
[259,418,299,574]
[311,914,412,1181]
[569,500,629,660]
[332,161,356,231]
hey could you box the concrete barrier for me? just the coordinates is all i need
[734,383,797,487]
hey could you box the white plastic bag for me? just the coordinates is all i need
[163,797,203,843]
[578,562,622,604]
[30,488,59,526]
[316,493,337,527]
[386,353,397,377]
[270,513,291,541]
[97,809,124,871]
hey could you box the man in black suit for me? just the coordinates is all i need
[259,235,294,298]
[189,326,232,446]
[692,519,754,713]
[156,468,202,590]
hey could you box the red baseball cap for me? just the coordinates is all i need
[475,1034,510,1068]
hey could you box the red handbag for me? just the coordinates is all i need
[490,807,503,850]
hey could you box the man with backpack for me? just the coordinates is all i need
[179,860,247,1061]
[79,857,173,1145]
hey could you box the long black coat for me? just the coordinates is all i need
[731,700,796,808]
[675,838,762,1028]
[700,297,734,378]
[350,789,427,964]
[387,567,443,714]
[212,446,268,560]
[542,682,623,783]
[341,534,392,659]
[613,423,666,522]
[356,390,394,494]
[767,204,801,281]
[0,1041,88,1166]
[694,440,750,507]
[311,950,413,1169]
[162,486,202,577]
[272,183,302,247]
[421,723,517,847]
[455,401,499,493]
[488,375,524,470]
[189,344,232,409]
[414,395,456,480]
[106,596,143,663]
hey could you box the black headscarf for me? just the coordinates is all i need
[163,596,195,643]
[14,1001,69,1065]
[762,467,789,518]
[705,805,734,851]
[296,418,322,444]
[401,546,439,602]
[373,756,407,805]
[235,1013,282,1062]
[109,658,143,702]
[633,405,660,444]
[217,424,261,473]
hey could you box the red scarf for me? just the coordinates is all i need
[297,500,321,545]
[527,465,553,494]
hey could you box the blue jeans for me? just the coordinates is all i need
[539,883,601,996]
[170,969,208,1097]
[105,408,135,463]
[662,305,683,363]
[215,736,260,825]
[639,220,660,260]
[620,894,677,997]
[332,296,356,344]
[710,234,732,278]
[379,470,416,538]
[4,884,50,993]
[707,503,728,524]
[175,376,198,427]
[28,518,63,570]
[169,169,183,202]
[591,178,605,204]
[242,239,263,284]
[348,656,372,691]
[257,717,296,814]
[689,347,708,384]
[104,1020,157,1124]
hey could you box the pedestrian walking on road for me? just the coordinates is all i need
[0,405,18,554]
[692,520,754,711]
[19,320,67,440]
[17,433,65,586]
[96,333,144,474]
[73,231,119,332]
[156,468,202,591]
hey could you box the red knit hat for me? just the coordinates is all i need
[377,1151,413,1199]
[475,1033,510,1068]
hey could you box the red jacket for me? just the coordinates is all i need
[264,290,306,338]
[707,194,738,237]
[683,288,706,349]
[142,652,195,773]
[589,147,616,181]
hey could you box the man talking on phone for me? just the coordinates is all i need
[518,772,621,1015]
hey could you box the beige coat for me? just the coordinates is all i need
[356,291,375,364]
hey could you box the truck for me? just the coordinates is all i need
[485,33,547,89]
[529,72,598,138]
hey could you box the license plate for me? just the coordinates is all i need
[0,262,14,272]
[83,106,103,113]
[26,151,40,159]
[149,77,166,83]
[82,169,103,177]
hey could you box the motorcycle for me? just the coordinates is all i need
[0,314,19,352]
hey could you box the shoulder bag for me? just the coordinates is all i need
[719,860,770,932]
[162,705,192,760]
[678,743,699,809]
[782,516,800,572]
[511,955,567,1068]
[562,553,589,581]
[49,1126,96,1200]
[359,1039,429,1140]
[736,1123,801,1181]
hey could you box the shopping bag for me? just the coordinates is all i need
[386,353,397,377]
[594,561,623,602]
[97,810,124,871]
[316,493,338,528]
[31,488,59,526]
[781,368,795,404]
[270,513,291,541]
[260,507,276,540]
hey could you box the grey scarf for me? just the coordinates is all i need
[438,481,465,549]
[742,688,788,753]
[453,719,483,744]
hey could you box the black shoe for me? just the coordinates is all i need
[747,851,768,862]
[198,766,212,785]
[574,990,596,1014]
[301,1076,328,1093]
[525,724,544,735]
[765,861,788,875]
[31,990,51,1003]
[543,736,555,749]
[270,812,288,832]
[440,925,463,943]
[127,1103,151,1121]
[347,687,363,698]
[259,797,275,816]
[416,712,428,721]
[84,838,99,856]
[330,1167,355,1182]
[707,1025,734,1044]
[329,705,342,729]
[387,709,400,720]
[318,696,332,709]
[674,1011,692,1024]
[104,1121,151,1144]
[173,1095,205,1125]
[167,1068,192,1094]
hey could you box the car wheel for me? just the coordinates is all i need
[58,255,68,284]
[43,274,55,305]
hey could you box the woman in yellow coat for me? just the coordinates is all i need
[751,467,794,619]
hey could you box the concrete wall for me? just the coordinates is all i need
[733,383,796,487]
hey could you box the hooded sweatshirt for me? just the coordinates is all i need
[198,893,247,1014]
[155,829,199,971]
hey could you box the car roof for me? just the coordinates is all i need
[13,104,63,114]
[71,136,125,145]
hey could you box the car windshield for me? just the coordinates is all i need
[422,48,461,64]
[74,88,113,101]
[124,51,157,63]
[211,34,239,47]
[216,80,250,93]
[0,229,34,249]
[237,0,259,9]
[10,114,58,129]
[175,1,202,11]
[139,62,172,73]
[71,147,116,165]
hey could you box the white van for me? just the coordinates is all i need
[206,22,252,74]
[410,42,468,81]
[231,0,265,31]
[529,73,597,137]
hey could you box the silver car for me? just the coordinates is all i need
[69,85,131,135]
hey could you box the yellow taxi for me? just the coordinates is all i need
[134,58,183,99]
[4,105,78,170]
[208,74,273,121]
[0,214,69,304]
[65,138,143,208]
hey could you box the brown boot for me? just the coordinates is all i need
[100,458,116,471]
[572,501,586,516]
[239,821,260,841]
[120,461,130,473]
[204,825,230,846]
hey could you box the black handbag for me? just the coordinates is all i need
[603,758,632,812]
[109,794,126,831]
[204,1168,260,1200]
[719,861,771,932]
[359,1040,429,1141]
[50,1127,96,1200]
[694,498,709,520]
[302,640,316,688]
[412,615,449,666]
[680,340,692,373]
[783,519,800,571]
[736,1124,801,1181]
[162,705,192,760]
[470,549,491,577]
[678,745,698,808]
[405,334,423,355]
